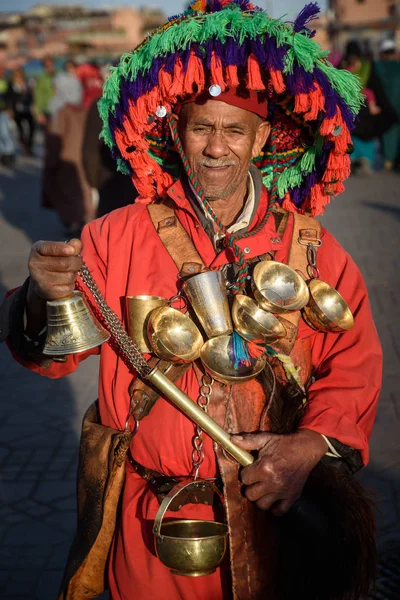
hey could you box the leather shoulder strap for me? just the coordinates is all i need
[287,213,322,278]
[147,203,207,278]
[272,212,322,347]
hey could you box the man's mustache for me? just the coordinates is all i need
[198,159,237,168]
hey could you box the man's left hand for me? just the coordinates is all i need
[231,429,328,516]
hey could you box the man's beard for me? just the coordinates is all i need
[193,158,240,200]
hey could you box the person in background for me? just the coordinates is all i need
[376,40,400,172]
[82,98,137,217]
[341,40,397,175]
[8,67,35,156]
[76,61,103,110]
[0,64,16,167]
[44,63,94,237]
[33,56,55,126]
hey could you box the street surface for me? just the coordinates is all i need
[0,151,399,599]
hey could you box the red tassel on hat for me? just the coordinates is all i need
[304,84,325,121]
[226,64,239,87]
[211,52,226,90]
[310,183,330,216]
[159,69,173,98]
[184,51,205,95]
[169,59,185,97]
[282,193,299,213]
[294,93,310,114]
[247,54,266,91]
[270,69,286,94]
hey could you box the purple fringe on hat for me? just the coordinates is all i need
[286,64,315,95]
[293,2,320,33]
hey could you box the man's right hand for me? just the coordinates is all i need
[28,239,82,301]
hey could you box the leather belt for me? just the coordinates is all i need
[128,451,223,507]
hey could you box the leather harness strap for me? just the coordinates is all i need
[147,202,207,278]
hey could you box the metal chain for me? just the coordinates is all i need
[306,244,321,280]
[79,261,151,378]
[192,373,214,480]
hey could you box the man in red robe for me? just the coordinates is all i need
[1,2,382,599]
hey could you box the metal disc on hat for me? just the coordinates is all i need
[156,106,167,118]
[209,84,222,97]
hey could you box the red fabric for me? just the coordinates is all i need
[176,88,268,118]
[7,180,382,599]
[76,64,103,110]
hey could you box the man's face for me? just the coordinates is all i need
[176,100,270,201]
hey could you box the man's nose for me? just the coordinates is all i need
[204,131,230,158]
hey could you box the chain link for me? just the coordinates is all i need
[79,261,151,378]
[306,244,320,280]
[192,374,214,480]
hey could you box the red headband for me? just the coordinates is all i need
[176,87,268,119]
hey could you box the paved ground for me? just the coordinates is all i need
[0,151,399,599]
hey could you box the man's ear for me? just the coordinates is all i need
[252,121,271,158]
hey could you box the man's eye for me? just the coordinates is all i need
[193,126,210,132]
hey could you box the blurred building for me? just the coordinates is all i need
[0,3,166,69]
[327,0,399,55]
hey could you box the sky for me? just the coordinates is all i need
[1,0,328,19]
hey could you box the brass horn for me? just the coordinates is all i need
[43,291,109,356]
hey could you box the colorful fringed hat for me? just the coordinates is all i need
[99,0,363,216]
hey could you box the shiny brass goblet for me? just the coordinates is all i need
[147,306,204,363]
[253,261,310,313]
[232,294,286,344]
[303,279,354,332]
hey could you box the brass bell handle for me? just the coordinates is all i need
[153,479,224,537]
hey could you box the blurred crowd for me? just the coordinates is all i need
[0,38,399,236]
[0,56,136,237]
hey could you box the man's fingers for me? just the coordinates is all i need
[34,240,82,257]
[34,255,82,273]
[240,458,274,486]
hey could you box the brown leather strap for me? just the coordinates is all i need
[147,202,207,278]
[128,356,191,421]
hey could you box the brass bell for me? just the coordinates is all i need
[43,291,110,356]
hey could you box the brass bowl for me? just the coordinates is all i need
[303,279,354,333]
[155,519,228,577]
[147,306,204,363]
[253,261,310,313]
[232,295,286,344]
[200,335,266,384]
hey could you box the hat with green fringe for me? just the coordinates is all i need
[99,0,362,218]
[99,0,362,216]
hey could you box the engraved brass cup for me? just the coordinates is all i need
[182,271,233,338]
[153,479,228,577]
[200,335,266,384]
[303,279,354,333]
[147,306,204,363]
[232,294,286,344]
[126,295,167,353]
[253,261,310,313]
[43,291,110,356]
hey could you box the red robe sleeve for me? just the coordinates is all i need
[299,229,382,465]
[6,217,109,379]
